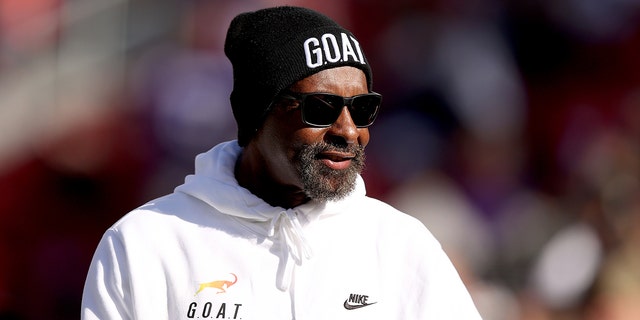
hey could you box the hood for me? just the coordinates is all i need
[175,141,366,290]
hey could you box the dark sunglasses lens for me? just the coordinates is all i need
[350,95,381,127]
[302,94,343,126]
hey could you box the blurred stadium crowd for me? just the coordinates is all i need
[1,0,639,319]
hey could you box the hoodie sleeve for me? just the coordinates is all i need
[81,229,132,320]
[412,224,483,319]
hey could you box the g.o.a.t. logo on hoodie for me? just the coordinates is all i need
[187,273,243,319]
[303,33,366,68]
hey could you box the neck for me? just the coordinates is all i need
[234,147,310,209]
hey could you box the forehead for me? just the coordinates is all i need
[289,66,368,96]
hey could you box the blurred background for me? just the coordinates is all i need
[1,0,639,319]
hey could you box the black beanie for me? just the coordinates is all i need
[224,6,373,146]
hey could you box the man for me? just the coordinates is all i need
[82,6,481,319]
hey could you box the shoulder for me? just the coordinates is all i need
[359,196,427,226]
[108,191,225,239]
[346,195,441,246]
[112,192,189,225]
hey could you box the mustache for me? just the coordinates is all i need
[310,142,365,155]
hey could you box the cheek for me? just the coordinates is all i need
[257,119,292,162]
[293,127,327,146]
[257,114,315,170]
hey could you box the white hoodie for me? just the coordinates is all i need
[81,141,481,319]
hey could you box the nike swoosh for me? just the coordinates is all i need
[343,300,377,310]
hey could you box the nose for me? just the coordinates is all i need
[325,106,361,146]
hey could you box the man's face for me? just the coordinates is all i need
[253,66,371,201]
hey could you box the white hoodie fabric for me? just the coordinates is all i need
[81,141,482,319]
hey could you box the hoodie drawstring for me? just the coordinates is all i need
[268,209,313,290]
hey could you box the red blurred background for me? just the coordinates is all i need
[1,0,639,319]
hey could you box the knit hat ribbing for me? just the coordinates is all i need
[224,6,373,146]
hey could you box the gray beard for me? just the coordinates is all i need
[295,142,365,202]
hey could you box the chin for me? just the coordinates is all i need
[302,168,358,201]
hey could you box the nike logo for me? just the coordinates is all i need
[343,300,377,310]
[343,293,377,310]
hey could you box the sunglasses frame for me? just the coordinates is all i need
[278,91,382,128]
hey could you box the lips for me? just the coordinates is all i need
[318,151,354,170]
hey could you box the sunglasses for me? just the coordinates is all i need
[278,91,382,128]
